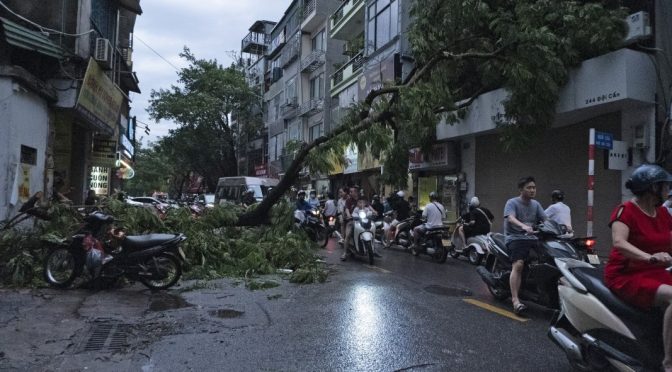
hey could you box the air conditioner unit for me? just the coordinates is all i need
[624,11,652,44]
[94,38,113,70]
[120,47,133,67]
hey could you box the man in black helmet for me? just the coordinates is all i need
[544,190,573,236]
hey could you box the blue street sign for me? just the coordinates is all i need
[594,131,613,150]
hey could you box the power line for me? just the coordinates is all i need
[134,34,180,71]
[0,1,96,37]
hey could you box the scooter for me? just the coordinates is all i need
[385,211,423,250]
[410,223,449,263]
[449,217,490,265]
[339,210,377,265]
[294,208,328,248]
[549,257,665,371]
[476,220,593,308]
[325,214,343,241]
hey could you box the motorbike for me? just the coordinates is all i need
[43,212,187,290]
[294,208,328,248]
[410,223,449,263]
[476,220,596,309]
[384,210,423,250]
[449,217,490,265]
[339,210,377,265]
[549,257,665,371]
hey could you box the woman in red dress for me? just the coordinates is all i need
[605,164,672,371]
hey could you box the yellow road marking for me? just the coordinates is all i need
[463,299,529,322]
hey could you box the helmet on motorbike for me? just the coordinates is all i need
[396,190,405,198]
[429,191,438,201]
[551,190,565,202]
[625,164,672,194]
[297,190,306,197]
[373,194,380,200]
[469,196,480,207]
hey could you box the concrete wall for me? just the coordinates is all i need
[0,77,49,219]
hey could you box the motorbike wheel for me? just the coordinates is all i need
[467,248,483,265]
[138,253,182,290]
[43,248,80,288]
[315,226,328,248]
[434,242,448,263]
[448,246,461,259]
[365,241,374,265]
[487,283,510,302]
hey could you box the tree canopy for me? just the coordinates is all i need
[237,0,627,225]
[147,48,262,192]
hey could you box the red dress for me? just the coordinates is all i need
[604,201,672,309]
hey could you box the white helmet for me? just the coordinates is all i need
[469,196,480,207]
[396,190,405,198]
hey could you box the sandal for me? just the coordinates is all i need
[513,302,527,315]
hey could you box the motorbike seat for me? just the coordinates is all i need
[571,267,653,323]
[123,234,179,251]
[490,233,508,253]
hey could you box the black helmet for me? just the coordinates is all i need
[297,190,306,197]
[551,190,564,201]
[625,164,672,193]
[373,194,380,200]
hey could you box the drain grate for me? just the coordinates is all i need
[81,321,133,353]
[424,285,472,297]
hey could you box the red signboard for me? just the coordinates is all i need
[254,164,267,177]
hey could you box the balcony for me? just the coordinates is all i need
[301,50,326,73]
[330,51,365,96]
[330,0,365,41]
[281,97,299,118]
[280,32,300,68]
[299,98,324,117]
[301,0,329,33]
[241,31,269,55]
[268,30,286,58]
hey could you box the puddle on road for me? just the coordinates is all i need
[423,285,472,297]
[148,293,193,312]
[209,309,244,318]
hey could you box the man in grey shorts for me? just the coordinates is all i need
[504,176,547,314]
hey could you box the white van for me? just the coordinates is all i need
[214,177,280,205]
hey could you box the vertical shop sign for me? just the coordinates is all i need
[19,165,31,202]
[90,166,109,195]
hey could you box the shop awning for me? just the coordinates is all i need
[1,17,63,59]
[118,0,142,15]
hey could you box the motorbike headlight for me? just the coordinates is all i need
[358,211,366,220]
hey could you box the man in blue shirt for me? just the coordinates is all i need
[296,190,312,212]
[504,176,547,314]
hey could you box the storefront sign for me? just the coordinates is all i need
[76,59,123,136]
[90,166,109,195]
[343,145,358,174]
[358,53,399,100]
[408,143,456,171]
[92,137,117,167]
[120,134,134,157]
[255,164,268,177]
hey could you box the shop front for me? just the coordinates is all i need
[408,142,460,220]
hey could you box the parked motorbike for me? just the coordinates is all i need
[549,257,665,371]
[449,217,490,265]
[325,214,342,241]
[476,220,595,308]
[294,208,328,248]
[43,212,187,290]
[410,224,449,263]
[339,210,377,265]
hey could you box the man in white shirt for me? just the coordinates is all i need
[544,190,573,236]
[411,192,446,248]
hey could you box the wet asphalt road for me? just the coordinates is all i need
[0,238,573,371]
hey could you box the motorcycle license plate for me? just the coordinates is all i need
[587,254,600,265]
[442,239,450,247]
[178,247,186,260]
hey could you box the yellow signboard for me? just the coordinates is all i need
[19,165,31,202]
[76,59,123,136]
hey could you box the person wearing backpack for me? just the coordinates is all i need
[458,196,494,245]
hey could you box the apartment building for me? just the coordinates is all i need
[256,0,342,193]
[0,0,141,218]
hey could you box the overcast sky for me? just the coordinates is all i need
[129,0,290,146]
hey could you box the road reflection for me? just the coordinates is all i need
[344,284,382,369]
